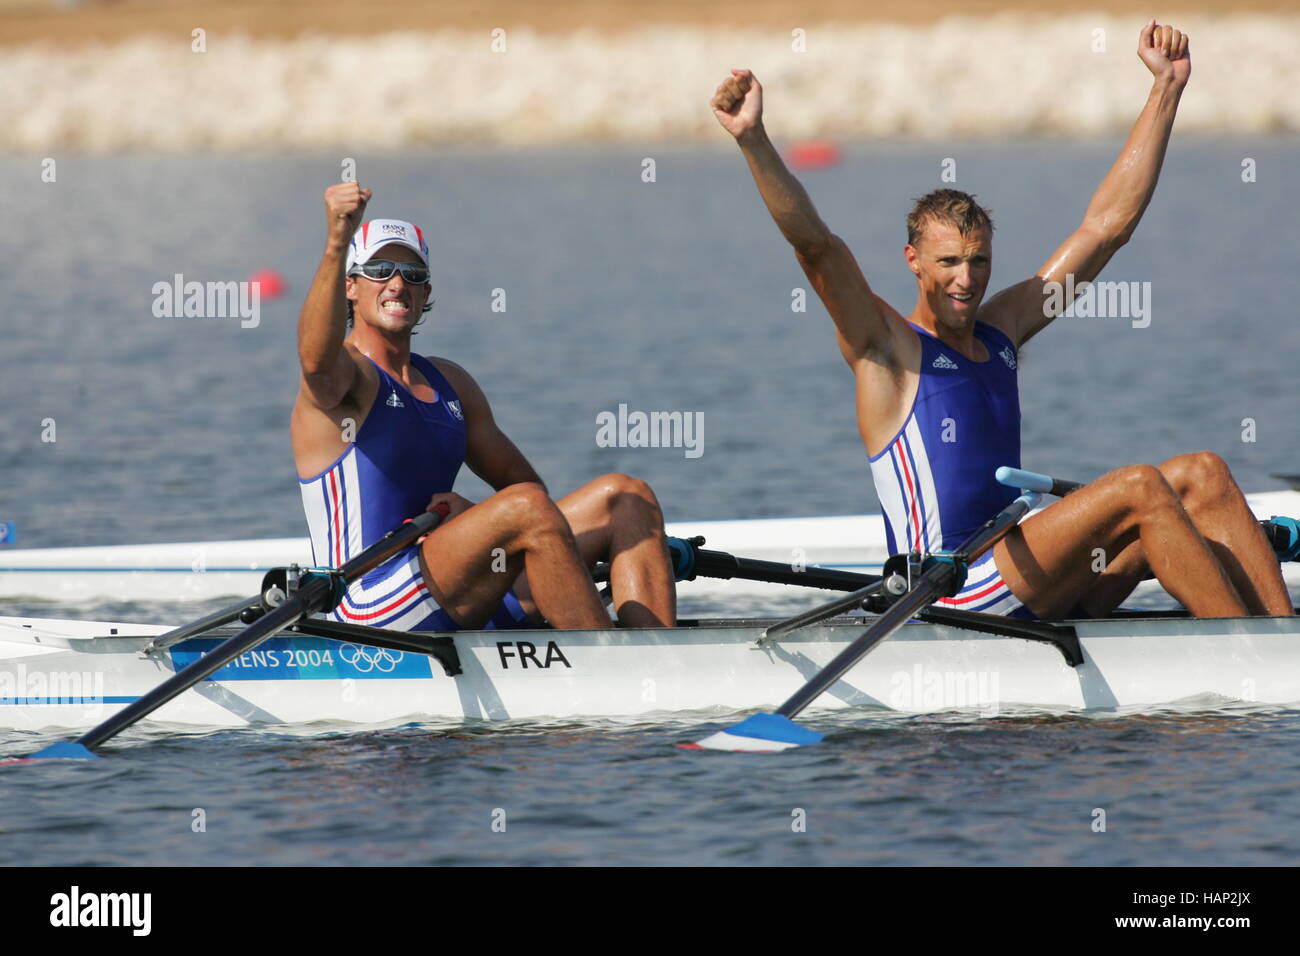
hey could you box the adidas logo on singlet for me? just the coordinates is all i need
[999,346,1017,369]
[932,354,959,369]
[386,391,405,408]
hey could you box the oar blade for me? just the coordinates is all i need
[16,509,447,762]
[27,741,98,761]
[682,712,823,752]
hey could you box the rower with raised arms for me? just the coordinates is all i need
[290,182,676,632]
[711,21,1293,620]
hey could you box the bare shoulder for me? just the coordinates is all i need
[876,295,919,354]
[426,355,478,393]
[976,276,1050,347]
[860,296,920,378]
[298,340,377,411]
[294,344,378,426]
[426,354,467,380]
[974,294,1018,340]
[426,355,492,411]
[291,354,378,479]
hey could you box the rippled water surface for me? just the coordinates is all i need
[4,704,1298,866]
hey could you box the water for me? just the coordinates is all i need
[4,704,1298,866]
[1,141,1298,864]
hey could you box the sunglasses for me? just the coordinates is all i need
[350,259,430,284]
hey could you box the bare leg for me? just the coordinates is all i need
[1071,531,1149,617]
[1157,452,1292,615]
[418,482,611,629]
[994,463,1249,619]
[1070,453,1294,617]
[514,473,676,627]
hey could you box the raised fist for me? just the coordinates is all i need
[711,69,764,139]
[324,181,372,247]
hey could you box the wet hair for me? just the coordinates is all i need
[906,189,994,248]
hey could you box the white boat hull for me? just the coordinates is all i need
[1,490,1296,604]
[3,613,1298,733]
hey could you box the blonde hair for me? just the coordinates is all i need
[906,189,994,248]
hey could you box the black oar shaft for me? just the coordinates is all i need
[143,596,259,653]
[77,578,332,750]
[773,491,1040,721]
[762,580,886,641]
[594,547,880,593]
[73,509,442,752]
[776,565,950,719]
[694,549,878,591]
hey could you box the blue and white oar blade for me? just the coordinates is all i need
[28,742,98,760]
[682,713,823,752]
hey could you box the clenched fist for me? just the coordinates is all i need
[711,69,764,139]
[1138,20,1191,87]
[324,181,372,249]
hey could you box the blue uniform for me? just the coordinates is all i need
[299,354,527,631]
[868,321,1035,618]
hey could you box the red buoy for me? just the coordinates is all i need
[787,140,842,170]
[249,268,286,300]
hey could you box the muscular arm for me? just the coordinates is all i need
[433,358,544,492]
[986,22,1191,346]
[715,71,906,366]
[298,182,371,409]
[735,125,833,258]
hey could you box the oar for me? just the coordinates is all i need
[26,506,448,760]
[594,540,882,593]
[621,468,1075,598]
[993,465,1082,497]
[684,489,1042,752]
[140,595,262,654]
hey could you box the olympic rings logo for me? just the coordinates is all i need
[338,643,405,674]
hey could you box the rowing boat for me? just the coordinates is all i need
[4,469,1297,752]
[4,610,1300,732]
[3,490,1299,603]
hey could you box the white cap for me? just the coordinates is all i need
[346,219,430,272]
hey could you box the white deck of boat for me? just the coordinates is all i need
[0,490,1296,603]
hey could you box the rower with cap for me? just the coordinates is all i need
[291,182,677,632]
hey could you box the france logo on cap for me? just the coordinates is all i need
[347,219,430,272]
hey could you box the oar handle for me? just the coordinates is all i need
[956,491,1041,563]
[995,466,1083,497]
[999,469,1298,563]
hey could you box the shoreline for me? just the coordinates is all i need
[6,0,1300,48]
[6,11,1299,151]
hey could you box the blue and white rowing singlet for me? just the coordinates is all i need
[869,321,1021,554]
[298,354,526,631]
[868,321,1034,618]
